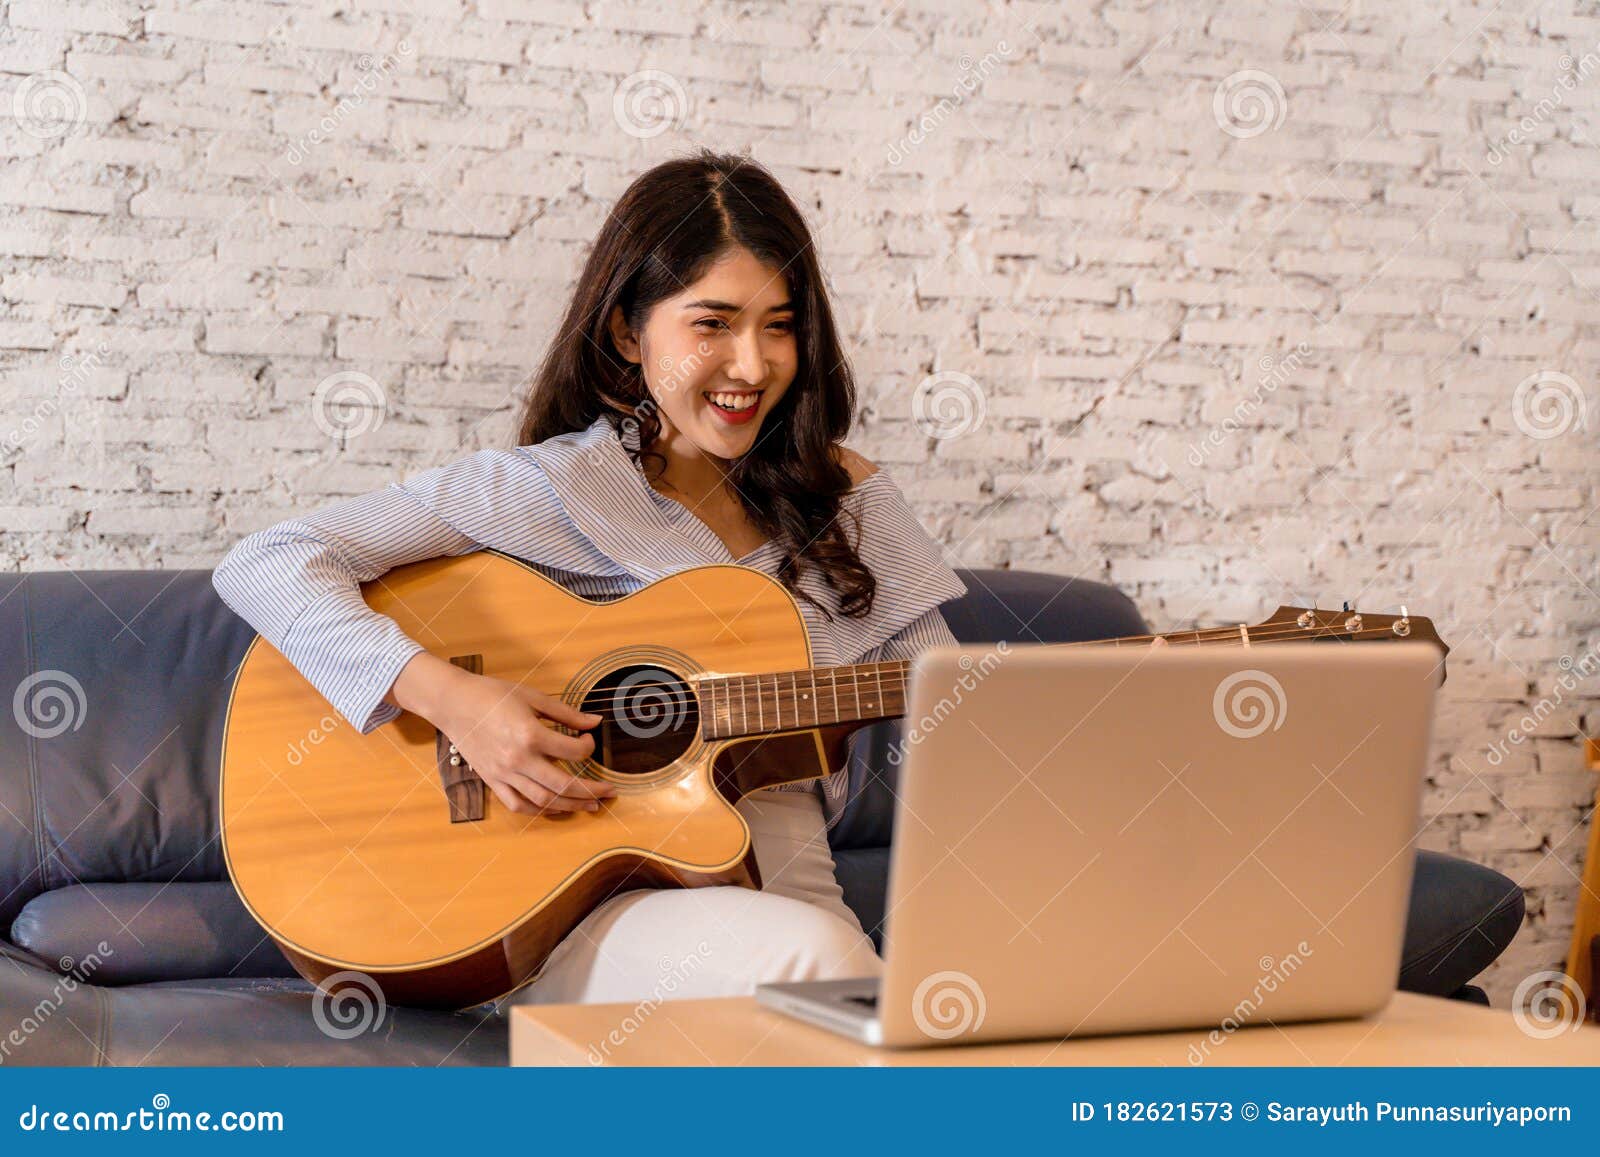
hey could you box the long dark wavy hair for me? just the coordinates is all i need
[515,149,876,622]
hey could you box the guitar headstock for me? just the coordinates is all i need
[1256,604,1451,683]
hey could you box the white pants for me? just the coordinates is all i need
[502,786,883,1009]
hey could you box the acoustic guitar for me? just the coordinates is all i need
[219,550,1448,1010]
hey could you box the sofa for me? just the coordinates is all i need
[0,565,1524,1065]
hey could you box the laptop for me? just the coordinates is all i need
[756,640,1440,1048]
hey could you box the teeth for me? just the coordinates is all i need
[707,392,759,411]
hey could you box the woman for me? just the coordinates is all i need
[212,150,970,1007]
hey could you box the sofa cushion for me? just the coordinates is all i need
[10,882,297,985]
[833,847,890,951]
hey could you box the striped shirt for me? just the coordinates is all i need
[211,411,967,830]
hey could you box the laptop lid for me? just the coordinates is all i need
[876,641,1439,1048]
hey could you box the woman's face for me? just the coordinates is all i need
[608,246,798,463]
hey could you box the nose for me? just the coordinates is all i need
[725,331,767,387]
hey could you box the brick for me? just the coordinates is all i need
[87,507,212,536]
[204,319,329,357]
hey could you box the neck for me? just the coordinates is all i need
[646,421,733,506]
[695,607,1440,741]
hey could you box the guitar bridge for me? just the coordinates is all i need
[436,654,486,823]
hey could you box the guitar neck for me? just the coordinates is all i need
[697,606,1443,741]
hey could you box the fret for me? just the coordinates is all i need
[852,663,861,720]
[871,664,883,714]
[740,676,748,736]
[807,668,819,726]
[756,674,763,732]
[830,666,840,725]
[787,670,798,729]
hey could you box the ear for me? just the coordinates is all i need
[607,305,641,365]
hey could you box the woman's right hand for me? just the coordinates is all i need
[427,666,618,817]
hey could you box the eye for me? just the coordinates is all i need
[693,317,730,331]
[767,318,794,333]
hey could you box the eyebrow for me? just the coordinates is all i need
[679,299,794,313]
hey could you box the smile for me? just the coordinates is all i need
[704,390,762,424]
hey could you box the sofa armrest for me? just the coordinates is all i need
[0,938,109,1065]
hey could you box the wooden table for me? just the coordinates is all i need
[1564,736,1600,1018]
[511,991,1600,1066]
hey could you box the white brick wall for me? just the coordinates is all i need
[1,1,1596,1006]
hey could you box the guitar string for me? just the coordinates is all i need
[548,622,1427,726]
[561,622,1424,718]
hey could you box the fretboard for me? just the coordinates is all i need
[697,632,1196,740]
[694,609,1428,741]
[700,662,911,740]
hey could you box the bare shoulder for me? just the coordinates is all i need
[833,445,881,486]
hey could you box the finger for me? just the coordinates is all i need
[524,757,615,800]
[532,722,601,762]
[501,770,593,814]
[525,690,603,732]
[485,778,540,817]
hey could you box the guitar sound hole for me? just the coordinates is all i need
[579,664,698,777]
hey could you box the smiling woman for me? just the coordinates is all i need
[517,150,882,623]
[210,149,972,1013]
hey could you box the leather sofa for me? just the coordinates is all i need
[0,566,1524,1065]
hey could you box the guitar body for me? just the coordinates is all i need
[220,551,848,1010]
